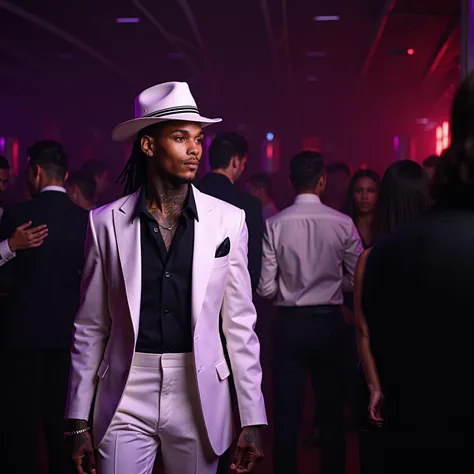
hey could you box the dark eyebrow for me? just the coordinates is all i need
[170,129,204,136]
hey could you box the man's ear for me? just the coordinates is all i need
[318,174,327,194]
[231,155,240,169]
[141,135,155,156]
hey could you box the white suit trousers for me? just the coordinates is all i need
[97,352,219,474]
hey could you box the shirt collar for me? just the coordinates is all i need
[41,185,67,194]
[138,184,199,221]
[294,193,321,204]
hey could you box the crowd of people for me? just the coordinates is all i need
[0,72,472,474]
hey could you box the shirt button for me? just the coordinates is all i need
[165,271,170,278]
[153,227,159,233]
[164,309,169,315]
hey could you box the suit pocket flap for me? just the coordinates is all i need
[215,358,231,381]
[97,360,110,379]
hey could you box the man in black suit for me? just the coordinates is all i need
[0,140,88,474]
[201,132,263,291]
[362,75,474,473]
[201,134,264,474]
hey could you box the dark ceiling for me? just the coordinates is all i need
[0,0,462,170]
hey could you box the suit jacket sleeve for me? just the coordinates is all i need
[66,211,111,420]
[257,219,278,299]
[221,209,267,427]
[245,199,264,292]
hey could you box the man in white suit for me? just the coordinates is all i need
[65,82,267,474]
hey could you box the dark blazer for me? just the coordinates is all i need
[363,209,472,442]
[201,173,263,292]
[0,190,89,349]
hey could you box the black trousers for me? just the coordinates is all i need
[5,349,74,474]
[273,306,348,474]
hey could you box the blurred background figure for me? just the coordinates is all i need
[201,132,263,292]
[354,160,431,474]
[258,151,363,474]
[345,169,380,249]
[247,172,279,220]
[322,162,351,211]
[0,155,10,222]
[66,170,97,210]
[0,140,88,474]
[81,158,110,206]
[422,155,439,181]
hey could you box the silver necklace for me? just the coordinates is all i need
[147,206,178,231]
[157,221,178,231]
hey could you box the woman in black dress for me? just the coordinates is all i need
[305,169,380,447]
[342,169,380,472]
[354,160,431,473]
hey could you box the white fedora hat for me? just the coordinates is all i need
[112,81,222,142]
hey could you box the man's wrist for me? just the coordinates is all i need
[65,418,89,431]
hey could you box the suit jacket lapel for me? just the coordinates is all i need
[192,187,217,330]
[113,190,142,339]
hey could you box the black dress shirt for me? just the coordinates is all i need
[136,185,197,354]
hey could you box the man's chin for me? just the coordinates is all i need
[169,174,195,186]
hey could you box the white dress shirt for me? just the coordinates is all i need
[0,186,66,267]
[257,193,363,306]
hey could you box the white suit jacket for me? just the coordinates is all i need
[66,186,267,455]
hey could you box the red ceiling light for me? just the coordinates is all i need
[407,48,415,55]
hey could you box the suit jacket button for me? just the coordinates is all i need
[123,369,129,377]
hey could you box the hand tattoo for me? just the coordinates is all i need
[231,426,264,472]
[243,426,261,445]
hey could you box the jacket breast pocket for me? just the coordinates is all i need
[97,360,110,379]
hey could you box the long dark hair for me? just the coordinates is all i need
[372,160,431,241]
[345,168,380,219]
[118,124,162,196]
[432,72,474,209]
